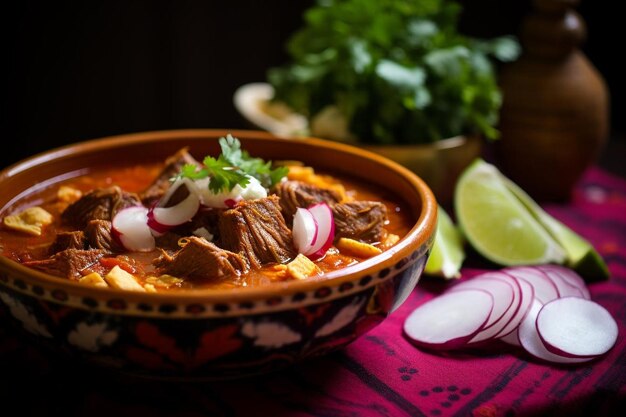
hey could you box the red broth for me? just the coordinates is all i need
[0,164,413,291]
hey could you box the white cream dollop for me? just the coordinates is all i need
[195,175,267,208]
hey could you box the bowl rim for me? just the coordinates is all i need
[0,128,437,304]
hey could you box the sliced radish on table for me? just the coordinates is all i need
[404,289,494,350]
[450,273,516,342]
[536,297,618,358]
[148,178,200,234]
[404,265,616,365]
[112,206,155,252]
[539,267,586,299]
[536,265,590,300]
[292,203,334,259]
[517,300,591,364]
[499,329,522,347]
[495,275,535,339]
[505,266,559,304]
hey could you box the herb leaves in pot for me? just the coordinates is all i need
[267,0,520,145]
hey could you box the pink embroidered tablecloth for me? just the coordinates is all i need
[1,167,624,416]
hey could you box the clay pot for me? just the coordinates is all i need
[496,0,609,201]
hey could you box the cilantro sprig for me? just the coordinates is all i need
[267,0,520,144]
[177,135,288,194]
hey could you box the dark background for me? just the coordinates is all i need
[3,0,623,171]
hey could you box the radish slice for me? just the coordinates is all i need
[536,297,618,358]
[450,274,516,340]
[499,329,522,347]
[505,266,559,304]
[293,203,334,259]
[537,265,590,300]
[404,289,494,350]
[469,275,521,343]
[495,275,535,339]
[148,178,200,232]
[540,267,585,298]
[292,207,318,254]
[404,266,610,365]
[307,203,335,257]
[518,300,591,364]
[112,206,155,252]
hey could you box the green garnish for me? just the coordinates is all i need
[267,0,520,144]
[177,135,288,194]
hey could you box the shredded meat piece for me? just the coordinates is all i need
[61,186,140,229]
[24,249,107,280]
[139,148,200,206]
[84,219,122,252]
[272,180,343,221]
[219,196,296,269]
[153,236,248,280]
[48,231,85,254]
[332,201,388,243]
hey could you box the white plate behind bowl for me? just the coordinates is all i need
[233,83,308,137]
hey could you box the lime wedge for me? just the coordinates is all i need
[454,159,566,266]
[501,176,609,281]
[425,205,465,279]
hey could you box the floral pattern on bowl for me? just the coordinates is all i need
[0,129,436,379]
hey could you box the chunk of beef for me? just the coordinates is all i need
[139,148,200,206]
[219,196,296,269]
[273,180,343,221]
[151,207,224,254]
[24,249,107,280]
[154,232,185,253]
[48,231,85,254]
[332,201,387,243]
[84,219,121,252]
[171,206,223,242]
[153,236,248,280]
[61,186,141,229]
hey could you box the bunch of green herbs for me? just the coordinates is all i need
[177,135,288,193]
[268,0,519,144]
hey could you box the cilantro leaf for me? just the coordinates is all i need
[176,135,287,194]
[202,154,249,194]
[176,164,209,181]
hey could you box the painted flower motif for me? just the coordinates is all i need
[314,296,366,338]
[67,321,119,352]
[126,322,243,370]
[0,291,52,338]
[241,320,301,348]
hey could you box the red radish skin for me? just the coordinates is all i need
[470,272,522,343]
[534,266,585,299]
[518,300,591,364]
[536,297,618,358]
[292,208,318,254]
[494,274,535,339]
[404,289,494,350]
[149,179,200,230]
[468,274,522,343]
[404,266,613,364]
[146,207,170,236]
[112,206,156,252]
[300,203,335,260]
[499,329,522,347]
[536,265,590,300]
[450,274,515,338]
[504,267,559,304]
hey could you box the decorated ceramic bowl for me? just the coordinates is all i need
[233,82,481,204]
[0,129,436,380]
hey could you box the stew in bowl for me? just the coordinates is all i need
[0,130,436,379]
